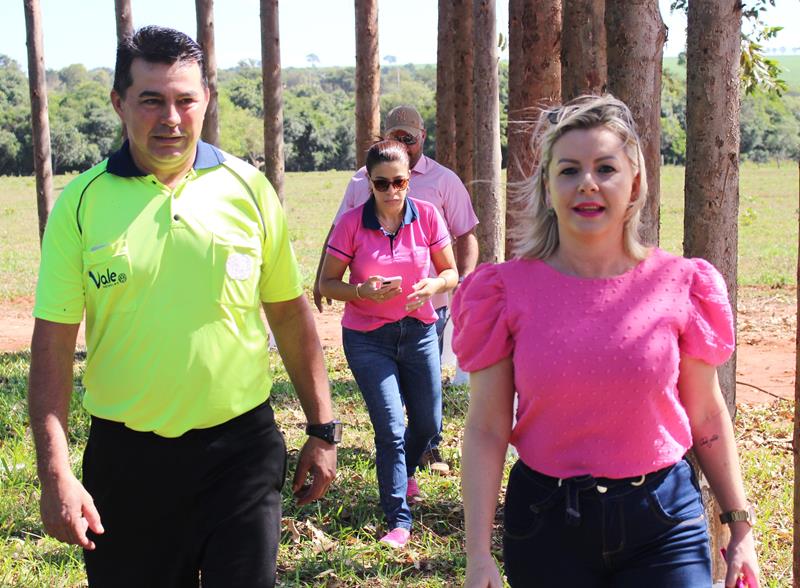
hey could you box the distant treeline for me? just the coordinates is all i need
[1,55,798,176]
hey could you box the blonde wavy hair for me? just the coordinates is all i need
[509,94,649,261]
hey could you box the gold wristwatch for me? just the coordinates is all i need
[719,504,756,526]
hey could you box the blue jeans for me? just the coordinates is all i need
[342,318,442,531]
[502,458,711,587]
[424,306,449,453]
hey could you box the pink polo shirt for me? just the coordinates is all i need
[451,248,735,479]
[327,196,451,332]
[334,155,478,310]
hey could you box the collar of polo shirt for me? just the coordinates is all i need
[107,140,226,177]
[361,195,419,231]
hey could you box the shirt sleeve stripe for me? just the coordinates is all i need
[326,244,354,259]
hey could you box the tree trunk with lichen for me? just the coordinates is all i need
[354,0,380,168]
[195,0,219,146]
[260,0,285,202]
[472,0,503,264]
[605,0,666,246]
[561,0,607,100]
[436,0,456,171]
[684,0,742,581]
[24,0,53,243]
[453,0,474,194]
[506,0,561,258]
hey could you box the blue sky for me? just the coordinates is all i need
[1,0,798,72]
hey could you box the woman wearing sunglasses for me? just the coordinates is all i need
[453,95,759,587]
[319,139,458,549]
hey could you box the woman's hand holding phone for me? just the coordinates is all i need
[359,275,402,303]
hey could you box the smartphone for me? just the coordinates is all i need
[381,276,402,289]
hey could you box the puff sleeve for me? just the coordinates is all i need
[451,263,513,372]
[679,258,735,366]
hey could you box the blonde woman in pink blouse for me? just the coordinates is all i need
[452,95,760,588]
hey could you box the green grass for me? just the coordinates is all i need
[1,350,793,586]
[1,166,797,585]
[659,162,800,287]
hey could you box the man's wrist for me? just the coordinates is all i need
[306,420,342,444]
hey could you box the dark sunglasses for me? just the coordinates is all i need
[371,177,410,192]
[392,134,419,145]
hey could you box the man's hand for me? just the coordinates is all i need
[291,436,337,506]
[40,471,103,549]
[313,280,332,313]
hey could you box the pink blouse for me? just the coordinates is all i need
[451,248,735,479]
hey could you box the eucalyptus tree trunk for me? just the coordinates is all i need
[114,0,133,41]
[453,0,474,194]
[196,0,219,146]
[795,167,800,587]
[561,0,607,100]
[436,0,456,170]
[354,0,380,168]
[605,0,666,246]
[260,0,285,202]
[472,0,503,264]
[506,0,561,258]
[24,0,53,243]
[684,0,742,580]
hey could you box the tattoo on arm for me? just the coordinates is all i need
[697,434,720,449]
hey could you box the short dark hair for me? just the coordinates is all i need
[113,25,207,97]
[365,140,410,175]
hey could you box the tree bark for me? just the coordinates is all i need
[354,0,380,168]
[24,0,54,244]
[506,0,561,258]
[684,0,742,581]
[453,0,475,195]
[436,0,456,171]
[114,0,133,41]
[561,0,607,100]
[605,0,666,246]
[260,0,285,202]
[795,158,800,588]
[472,0,503,264]
[196,0,219,146]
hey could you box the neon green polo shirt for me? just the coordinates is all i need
[34,141,303,437]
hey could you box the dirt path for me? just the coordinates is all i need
[3,288,795,404]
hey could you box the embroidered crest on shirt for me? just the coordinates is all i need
[226,253,253,281]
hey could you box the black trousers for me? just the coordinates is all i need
[82,401,287,588]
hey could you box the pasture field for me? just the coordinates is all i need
[1,161,798,301]
[663,55,800,92]
[0,165,796,586]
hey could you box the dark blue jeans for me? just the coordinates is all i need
[502,458,712,587]
[425,306,449,453]
[342,318,442,531]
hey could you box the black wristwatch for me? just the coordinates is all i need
[305,420,343,445]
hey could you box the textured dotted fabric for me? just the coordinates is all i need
[451,248,734,479]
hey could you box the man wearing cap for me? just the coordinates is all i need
[313,105,479,475]
[29,26,337,587]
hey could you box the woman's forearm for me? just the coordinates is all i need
[690,406,750,518]
[463,424,509,557]
[319,277,362,302]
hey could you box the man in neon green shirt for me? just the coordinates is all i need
[29,26,338,587]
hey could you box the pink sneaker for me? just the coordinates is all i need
[406,477,423,504]
[379,527,411,549]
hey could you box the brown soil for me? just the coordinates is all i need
[3,288,795,405]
